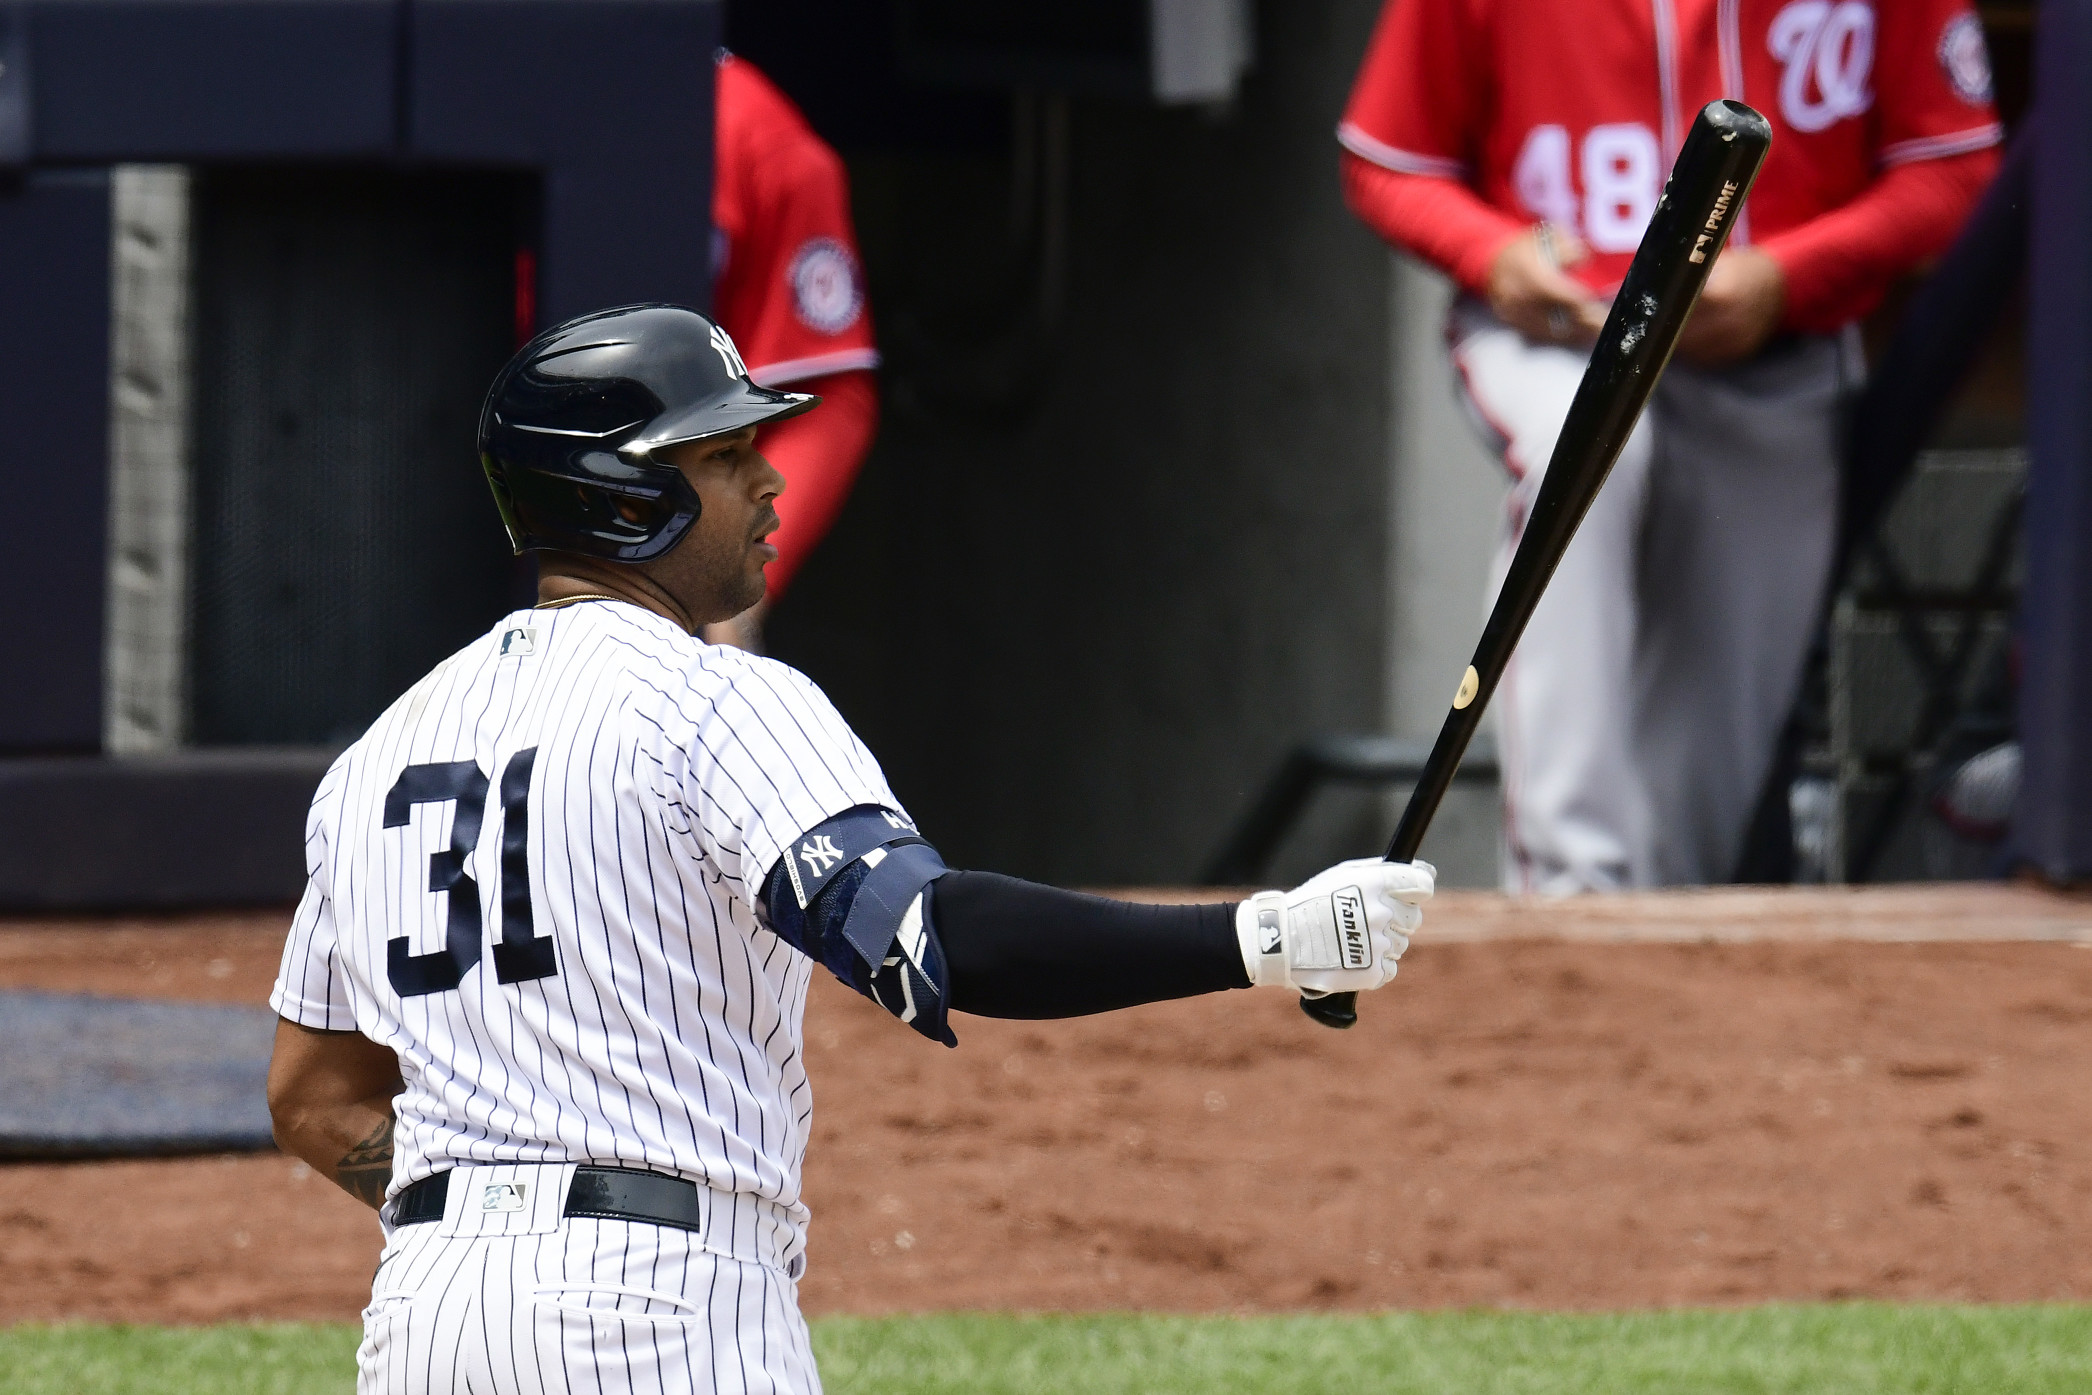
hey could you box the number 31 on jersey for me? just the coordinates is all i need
[382,749,559,998]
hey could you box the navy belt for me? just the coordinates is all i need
[393,1165,710,1232]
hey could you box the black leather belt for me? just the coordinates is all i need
[393,1165,711,1233]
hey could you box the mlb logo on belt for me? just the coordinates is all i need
[481,1183,528,1213]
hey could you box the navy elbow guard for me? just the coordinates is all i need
[761,806,956,1046]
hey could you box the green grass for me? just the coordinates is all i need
[817,1307,2092,1393]
[7,1306,2091,1394]
[0,1322,361,1394]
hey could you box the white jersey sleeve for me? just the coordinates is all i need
[683,657,903,910]
[270,756,356,1031]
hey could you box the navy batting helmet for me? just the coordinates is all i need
[479,304,818,561]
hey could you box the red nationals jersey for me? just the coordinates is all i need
[1340,0,2001,292]
[713,55,878,388]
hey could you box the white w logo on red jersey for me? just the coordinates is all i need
[1769,0,1876,133]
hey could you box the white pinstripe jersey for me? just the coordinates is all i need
[270,600,901,1256]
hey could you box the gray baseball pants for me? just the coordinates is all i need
[1447,299,1855,892]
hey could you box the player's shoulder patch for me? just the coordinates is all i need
[1938,13,1993,106]
[788,237,864,336]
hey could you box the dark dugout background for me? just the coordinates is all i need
[189,170,526,747]
[742,0,1405,886]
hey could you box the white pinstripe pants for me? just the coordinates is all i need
[358,1181,821,1394]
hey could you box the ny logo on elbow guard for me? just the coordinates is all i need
[799,836,844,876]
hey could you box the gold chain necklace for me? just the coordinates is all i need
[533,593,627,611]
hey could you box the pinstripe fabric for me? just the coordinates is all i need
[274,600,896,1389]
[356,1168,822,1394]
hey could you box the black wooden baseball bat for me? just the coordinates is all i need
[1301,99,1773,1030]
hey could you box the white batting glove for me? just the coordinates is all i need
[1234,858,1434,996]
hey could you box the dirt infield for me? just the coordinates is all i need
[3,887,2089,1322]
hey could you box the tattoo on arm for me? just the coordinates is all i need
[336,1112,395,1210]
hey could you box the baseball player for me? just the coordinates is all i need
[700,51,879,652]
[1341,0,2001,891]
[265,303,1435,1395]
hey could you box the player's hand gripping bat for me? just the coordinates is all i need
[1301,99,1773,1030]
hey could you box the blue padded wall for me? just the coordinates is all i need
[0,0,717,761]
[0,170,110,752]
[411,0,718,319]
[30,0,398,159]
[2018,0,2092,880]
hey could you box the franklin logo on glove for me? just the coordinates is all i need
[1234,858,1433,997]
[1334,887,1371,970]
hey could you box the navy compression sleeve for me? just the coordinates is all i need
[932,871,1250,1019]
